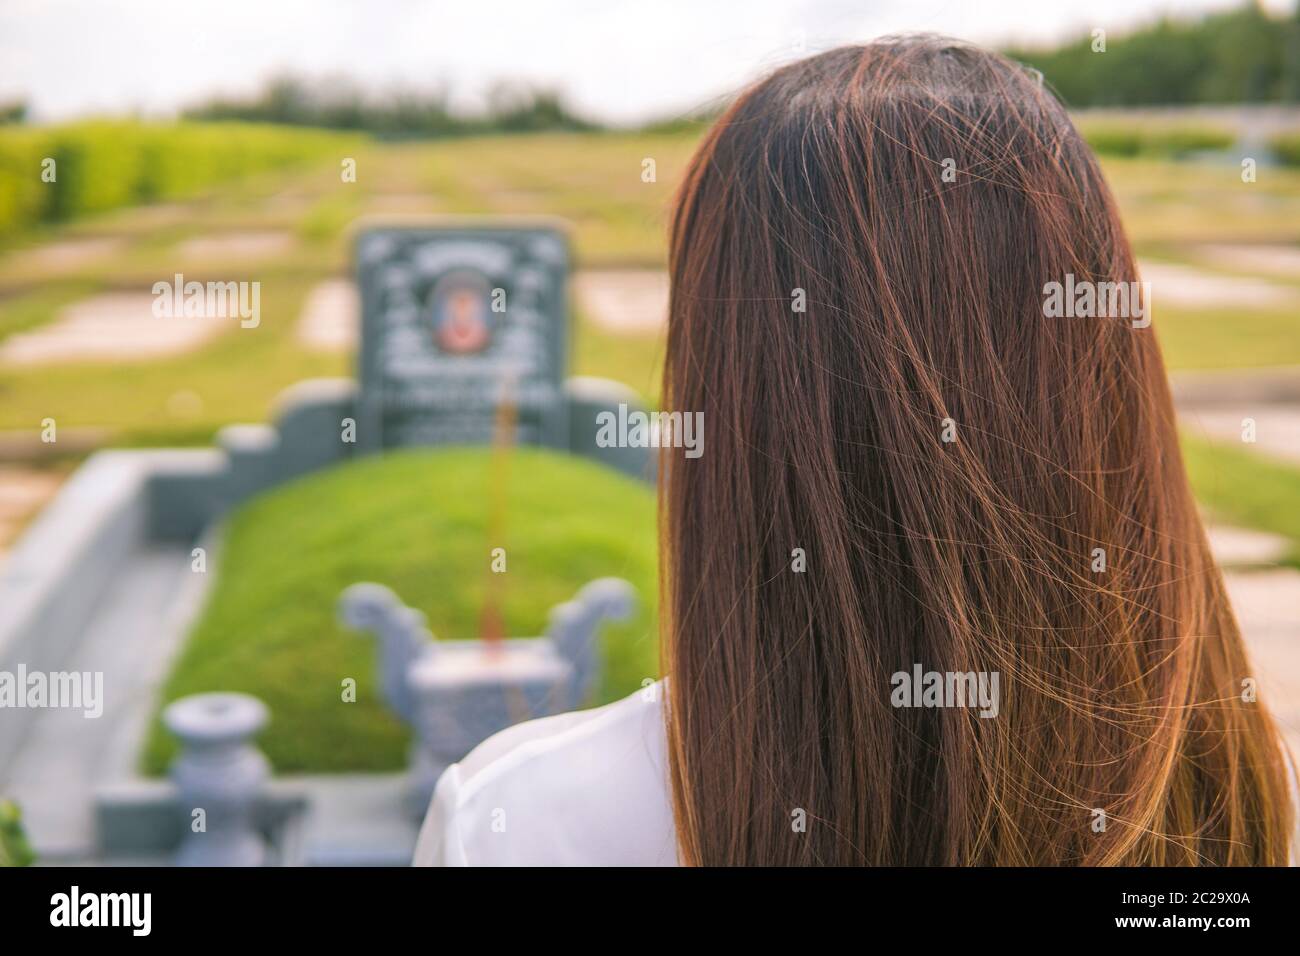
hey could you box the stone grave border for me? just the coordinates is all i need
[0,370,652,864]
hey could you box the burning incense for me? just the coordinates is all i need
[478,369,518,655]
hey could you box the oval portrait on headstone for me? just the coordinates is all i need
[427,270,493,355]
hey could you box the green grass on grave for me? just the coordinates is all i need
[139,445,660,775]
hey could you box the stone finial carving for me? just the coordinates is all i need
[546,577,637,709]
[338,582,434,725]
[163,692,270,867]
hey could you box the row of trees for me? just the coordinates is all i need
[183,78,598,139]
[1006,2,1300,107]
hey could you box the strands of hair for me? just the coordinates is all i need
[660,34,1294,866]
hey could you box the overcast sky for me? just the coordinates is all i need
[1,0,1295,124]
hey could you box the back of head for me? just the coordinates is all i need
[662,35,1293,866]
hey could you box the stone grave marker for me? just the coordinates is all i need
[354,222,570,451]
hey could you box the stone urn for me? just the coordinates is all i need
[163,692,270,867]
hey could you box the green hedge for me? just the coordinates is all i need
[0,121,362,243]
[1077,120,1236,158]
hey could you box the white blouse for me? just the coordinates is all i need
[411,680,679,866]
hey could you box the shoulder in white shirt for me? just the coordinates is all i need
[413,680,1300,866]
[411,680,678,866]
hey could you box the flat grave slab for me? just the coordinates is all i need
[574,269,669,333]
[366,194,444,216]
[0,292,230,366]
[1206,524,1292,568]
[178,230,294,261]
[3,236,124,274]
[1195,243,1300,278]
[1180,404,1300,466]
[297,278,359,351]
[1138,259,1294,308]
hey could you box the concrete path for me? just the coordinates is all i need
[0,542,200,860]
[1213,526,1300,748]
[1226,568,1300,751]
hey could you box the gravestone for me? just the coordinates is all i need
[354,222,570,451]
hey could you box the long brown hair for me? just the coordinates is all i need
[660,36,1293,866]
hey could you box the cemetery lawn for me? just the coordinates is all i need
[139,446,660,775]
[1182,434,1300,567]
[2,134,1300,447]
